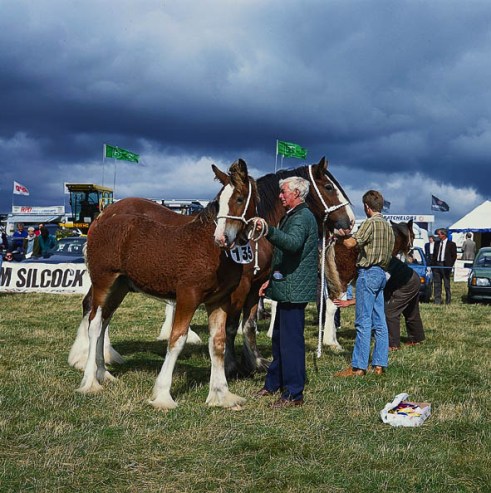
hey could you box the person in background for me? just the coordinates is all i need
[35,223,44,236]
[23,227,39,259]
[0,227,9,253]
[461,233,476,261]
[432,228,457,305]
[3,251,15,262]
[254,176,318,408]
[37,226,57,257]
[12,223,28,252]
[424,235,436,264]
[335,190,394,377]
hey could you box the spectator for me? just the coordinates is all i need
[3,251,15,262]
[12,223,28,251]
[254,176,318,407]
[461,233,476,261]
[37,226,57,257]
[424,235,436,264]
[23,226,39,258]
[0,227,9,252]
[335,190,394,377]
[35,223,44,236]
[432,228,457,305]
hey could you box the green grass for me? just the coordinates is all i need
[1,283,490,492]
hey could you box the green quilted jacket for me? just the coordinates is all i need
[265,203,318,303]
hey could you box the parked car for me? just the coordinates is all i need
[466,247,491,303]
[24,237,87,264]
[403,246,433,302]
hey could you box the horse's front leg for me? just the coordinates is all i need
[149,299,197,410]
[322,298,344,351]
[206,303,246,409]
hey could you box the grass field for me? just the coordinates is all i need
[1,282,490,492]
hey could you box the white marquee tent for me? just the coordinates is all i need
[449,200,491,232]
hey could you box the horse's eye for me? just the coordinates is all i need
[236,197,244,204]
[325,184,334,192]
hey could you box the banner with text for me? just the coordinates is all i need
[0,263,90,294]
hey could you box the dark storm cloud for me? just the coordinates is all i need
[1,0,490,227]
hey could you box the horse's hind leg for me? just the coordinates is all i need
[206,303,246,409]
[240,296,269,375]
[76,279,128,394]
[68,287,124,370]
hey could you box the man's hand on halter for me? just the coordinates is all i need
[341,236,357,249]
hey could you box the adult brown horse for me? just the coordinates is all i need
[73,159,259,410]
[320,220,415,351]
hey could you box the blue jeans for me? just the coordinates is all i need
[352,266,389,370]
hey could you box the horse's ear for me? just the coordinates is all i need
[313,156,328,178]
[407,219,414,231]
[229,159,248,187]
[390,220,396,226]
[212,164,229,185]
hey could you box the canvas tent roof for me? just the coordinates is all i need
[448,200,491,232]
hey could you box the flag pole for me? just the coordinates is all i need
[102,144,106,186]
[275,140,278,173]
[113,157,117,199]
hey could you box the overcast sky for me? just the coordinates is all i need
[1,0,490,229]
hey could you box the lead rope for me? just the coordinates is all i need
[308,165,351,358]
[247,217,269,275]
[317,224,327,358]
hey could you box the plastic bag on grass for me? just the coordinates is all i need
[380,393,431,427]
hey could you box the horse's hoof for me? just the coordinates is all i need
[148,396,178,410]
[76,381,103,394]
[103,371,117,382]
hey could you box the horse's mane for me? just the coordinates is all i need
[256,164,351,222]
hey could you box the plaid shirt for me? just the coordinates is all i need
[353,213,394,270]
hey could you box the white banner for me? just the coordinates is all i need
[11,205,65,214]
[0,262,90,294]
[453,260,471,283]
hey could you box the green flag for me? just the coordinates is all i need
[277,140,308,159]
[104,144,139,163]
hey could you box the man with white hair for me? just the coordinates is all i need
[254,176,318,408]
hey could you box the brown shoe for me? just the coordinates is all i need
[270,397,304,408]
[254,388,274,398]
[334,367,366,377]
[372,366,384,375]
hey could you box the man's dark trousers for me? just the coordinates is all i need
[265,302,307,401]
[434,262,452,304]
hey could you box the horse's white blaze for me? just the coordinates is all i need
[149,334,187,409]
[157,303,202,344]
[76,307,104,393]
[333,185,355,235]
[214,184,241,247]
[322,298,343,351]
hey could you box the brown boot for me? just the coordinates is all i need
[372,366,384,375]
[334,366,366,377]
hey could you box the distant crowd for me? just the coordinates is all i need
[1,222,57,261]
